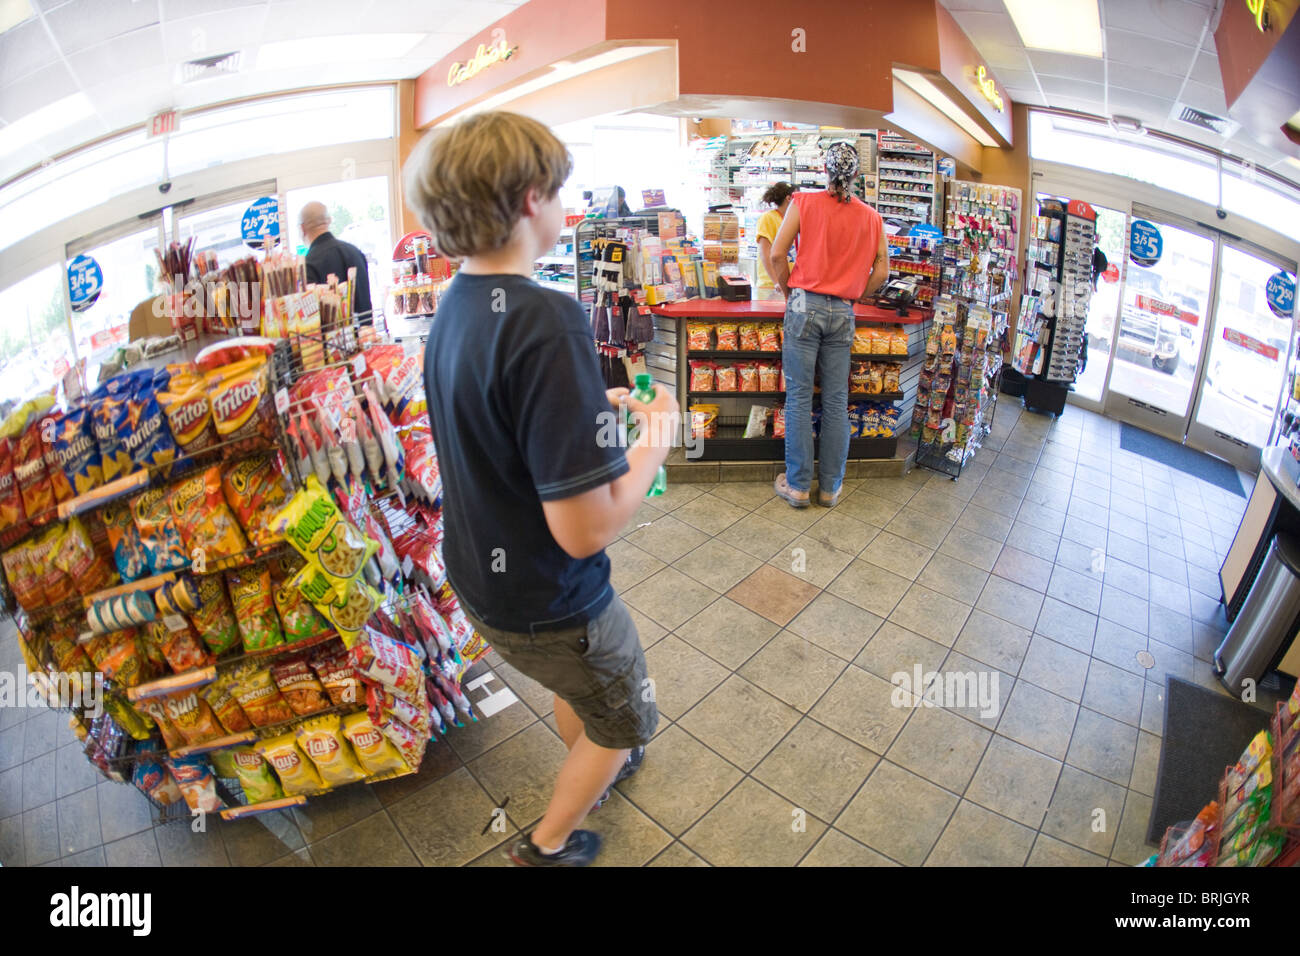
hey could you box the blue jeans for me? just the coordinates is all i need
[783,289,853,494]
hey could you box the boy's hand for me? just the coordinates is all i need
[605,387,630,410]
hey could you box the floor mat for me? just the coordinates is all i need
[1119,424,1246,498]
[1146,676,1272,846]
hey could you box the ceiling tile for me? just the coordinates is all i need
[359,0,513,33]
[1027,50,1105,84]
[1102,0,1213,47]
[29,0,75,10]
[1106,62,1185,100]
[66,27,164,86]
[83,66,175,129]
[1004,86,1047,107]
[0,62,77,123]
[159,8,270,65]
[1107,88,1175,122]
[0,16,59,87]
[44,0,160,55]
[1189,51,1221,88]
[1180,79,1229,115]
[1105,28,1197,75]
[1044,95,1107,117]
[1037,75,1106,101]
[162,0,265,19]
[990,68,1038,89]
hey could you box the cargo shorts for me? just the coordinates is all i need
[464,593,658,750]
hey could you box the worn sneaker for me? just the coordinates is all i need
[592,745,646,811]
[774,473,810,509]
[817,486,842,507]
[508,830,603,866]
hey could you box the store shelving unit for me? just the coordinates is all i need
[876,131,938,226]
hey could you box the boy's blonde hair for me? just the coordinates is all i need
[403,111,572,259]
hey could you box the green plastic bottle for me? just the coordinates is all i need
[630,373,668,498]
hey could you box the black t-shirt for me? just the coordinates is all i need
[423,273,629,632]
[305,232,373,318]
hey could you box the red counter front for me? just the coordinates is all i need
[639,295,932,463]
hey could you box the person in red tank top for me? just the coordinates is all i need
[767,143,890,507]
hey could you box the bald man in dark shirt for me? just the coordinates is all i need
[299,200,373,322]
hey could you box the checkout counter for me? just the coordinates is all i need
[1219,445,1300,681]
[643,290,931,462]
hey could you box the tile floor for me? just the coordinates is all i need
[0,403,1288,867]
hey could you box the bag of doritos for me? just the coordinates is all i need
[53,405,103,497]
[91,373,142,483]
[167,465,249,563]
[130,486,188,574]
[119,372,178,476]
[14,421,54,520]
[37,410,74,503]
[0,437,26,532]
[101,501,148,581]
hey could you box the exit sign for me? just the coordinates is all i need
[148,109,179,138]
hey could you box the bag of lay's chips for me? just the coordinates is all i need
[130,486,188,574]
[119,370,178,476]
[167,465,248,563]
[14,420,54,520]
[230,746,283,804]
[0,437,26,532]
[295,713,367,786]
[205,355,277,456]
[50,515,117,595]
[255,732,324,795]
[53,405,103,497]
[101,501,148,581]
[274,475,377,602]
[341,711,408,775]
[220,451,294,547]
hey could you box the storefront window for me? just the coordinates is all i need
[71,227,162,385]
[1028,111,1300,241]
[553,113,684,214]
[0,265,75,407]
[176,197,265,271]
[0,87,395,254]
[286,177,392,303]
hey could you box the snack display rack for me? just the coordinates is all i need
[1146,683,1300,867]
[876,131,938,225]
[1012,197,1098,416]
[912,183,1018,479]
[2,249,490,828]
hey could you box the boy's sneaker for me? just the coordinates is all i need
[592,745,646,811]
[508,830,603,867]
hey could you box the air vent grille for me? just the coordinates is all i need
[179,52,241,84]
[1171,103,1239,137]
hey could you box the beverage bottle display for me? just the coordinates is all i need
[629,373,668,498]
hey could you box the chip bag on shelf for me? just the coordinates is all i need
[292,563,382,649]
[270,657,331,716]
[311,644,361,707]
[101,501,148,582]
[220,451,294,547]
[230,746,284,804]
[130,487,188,575]
[226,563,284,653]
[296,712,368,786]
[14,420,54,520]
[167,465,249,563]
[205,354,278,456]
[269,552,334,645]
[255,733,324,796]
[0,437,27,531]
[274,474,377,602]
[132,752,185,807]
[185,573,243,656]
[230,662,296,727]
[341,711,408,775]
[200,672,252,734]
[50,515,117,595]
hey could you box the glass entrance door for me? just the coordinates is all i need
[1103,211,1216,441]
[1073,203,1126,403]
[1188,244,1296,471]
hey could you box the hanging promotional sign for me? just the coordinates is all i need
[1129,220,1162,267]
[1135,294,1198,325]
[66,254,103,313]
[241,197,280,248]
[1265,270,1295,318]
[909,223,944,243]
[1223,327,1280,361]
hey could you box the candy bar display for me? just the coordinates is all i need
[2,250,492,827]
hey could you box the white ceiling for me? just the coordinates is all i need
[0,0,526,183]
[941,0,1300,187]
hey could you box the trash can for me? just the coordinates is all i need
[1216,533,1300,693]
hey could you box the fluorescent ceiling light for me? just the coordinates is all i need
[1003,0,1103,58]
[0,93,96,158]
[255,33,425,71]
[0,0,33,34]
[894,70,999,148]
[442,45,666,125]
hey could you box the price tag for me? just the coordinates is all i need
[164,614,189,633]
[401,554,414,577]
[274,387,289,414]
[353,354,366,377]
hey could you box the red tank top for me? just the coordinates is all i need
[788,191,883,301]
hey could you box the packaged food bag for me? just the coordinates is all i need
[167,465,249,562]
[130,486,188,574]
[341,711,408,775]
[296,713,368,786]
[230,747,283,804]
[255,733,324,795]
[273,475,377,602]
[230,662,296,727]
[220,451,294,547]
[226,563,284,653]
[101,501,148,581]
